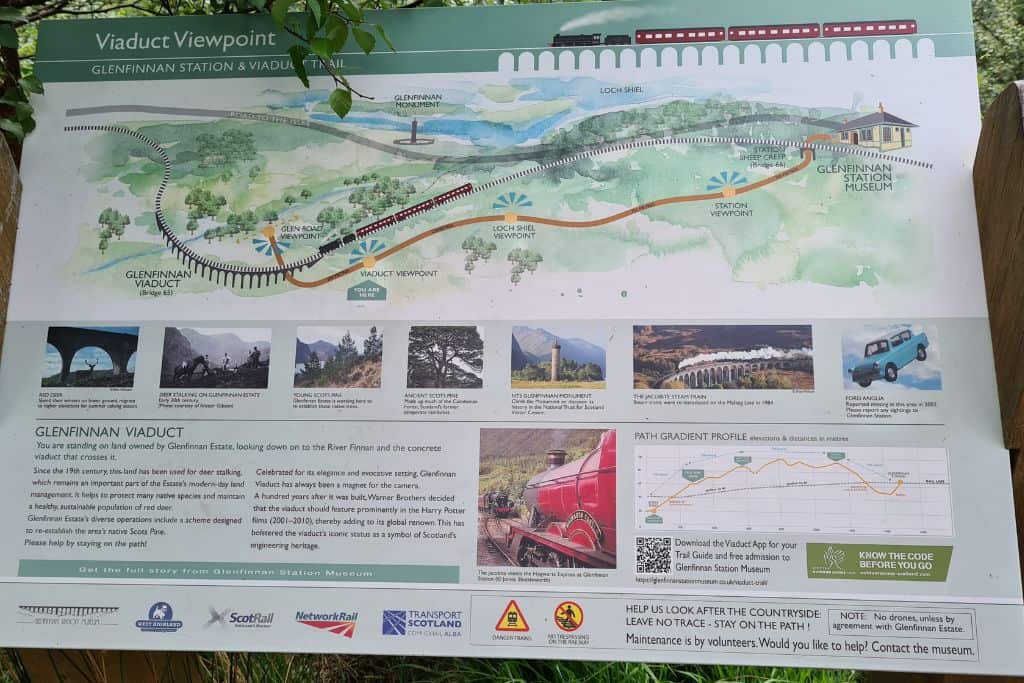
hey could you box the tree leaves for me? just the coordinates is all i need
[374,23,394,52]
[325,15,348,50]
[269,0,292,25]
[352,26,375,54]
[0,24,18,48]
[19,75,43,95]
[0,119,24,141]
[288,44,310,87]
[329,87,352,118]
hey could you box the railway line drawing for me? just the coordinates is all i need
[61,50,937,299]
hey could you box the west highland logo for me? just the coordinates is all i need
[135,602,183,633]
[295,611,357,637]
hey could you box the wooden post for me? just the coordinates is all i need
[0,133,20,364]
[974,81,1024,450]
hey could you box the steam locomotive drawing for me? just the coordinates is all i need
[549,19,917,48]
[551,33,632,47]
[483,429,616,569]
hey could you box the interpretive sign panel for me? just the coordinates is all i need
[0,0,1021,674]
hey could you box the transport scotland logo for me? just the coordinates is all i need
[135,602,183,633]
[295,611,357,637]
[382,610,407,636]
[381,609,462,637]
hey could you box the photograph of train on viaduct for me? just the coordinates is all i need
[633,324,814,391]
[830,103,917,151]
[42,326,139,388]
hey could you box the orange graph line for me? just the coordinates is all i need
[649,457,905,514]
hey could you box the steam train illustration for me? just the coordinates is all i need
[318,182,475,254]
[550,19,917,48]
[478,491,515,518]
[493,430,617,569]
[551,33,631,47]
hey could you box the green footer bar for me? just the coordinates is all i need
[18,560,458,583]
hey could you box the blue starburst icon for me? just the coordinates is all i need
[349,239,387,264]
[492,192,533,210]
[706,171,749,192]
[252,237,290,255]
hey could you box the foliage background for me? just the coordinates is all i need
[0,0,1021,680]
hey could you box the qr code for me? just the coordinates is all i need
[635,537,672,574]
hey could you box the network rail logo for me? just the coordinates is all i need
[296,610,357,637]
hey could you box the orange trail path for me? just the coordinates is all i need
[270,135,828,288]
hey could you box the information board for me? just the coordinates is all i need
[1,0,1022,673]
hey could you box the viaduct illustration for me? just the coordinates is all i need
[661,356,813,389]
[46,327,138,385]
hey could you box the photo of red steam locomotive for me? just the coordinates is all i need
[550,19,917,49]
[478,428,616,569]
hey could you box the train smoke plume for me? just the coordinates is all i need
[677,346,812,370]
[559,7,651,33]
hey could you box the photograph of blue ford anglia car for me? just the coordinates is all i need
[848,328,929,387]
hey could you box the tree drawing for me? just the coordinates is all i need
[194,129,257,169]
[348,177,415,221]
[97,207,130,244]
[508,248,544,284]
[461,235,497,273]
[316,206,346,231]
[184,187,226,225]
[406,326,484,389]
[300,188,313,200]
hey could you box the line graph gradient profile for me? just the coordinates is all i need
[635,445,953,536]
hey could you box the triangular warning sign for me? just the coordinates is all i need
[495,599,530,632]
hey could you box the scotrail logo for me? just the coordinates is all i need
[205,607,274,629]
[295,610,357,637]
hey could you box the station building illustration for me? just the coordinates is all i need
[831,103,917,151]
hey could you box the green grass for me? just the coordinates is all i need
[510,380,606,389]
[1,650,862,683]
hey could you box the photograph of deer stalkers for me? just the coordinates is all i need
[633,324,815,390]
[406,325,483,389]
[160,327,271,389]
[294,325,383,388]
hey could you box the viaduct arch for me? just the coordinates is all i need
[660,357,813,389]
[46,327,139,385]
